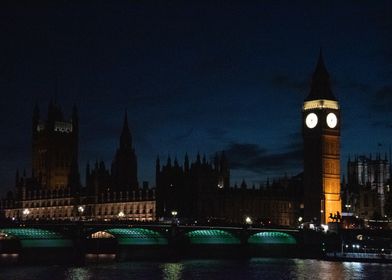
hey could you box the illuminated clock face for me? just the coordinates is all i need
[305,113,318,128]
[326,112,337,128]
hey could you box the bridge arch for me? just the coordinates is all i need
[0,228,72,248]
[185,229,241,245]
[89,228,168,245]
[248,231,297,245]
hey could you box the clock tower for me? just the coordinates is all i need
[302,52,342,224]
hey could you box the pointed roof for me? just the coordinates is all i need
[305,49,336,101]
[120,110,132,149]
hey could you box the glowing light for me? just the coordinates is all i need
[90,231,115,239]
[298,216,303,222]
[118,211,125,218]
[303,99,339,111]
[321,224,329,232]
[245,216,252,225]
[78,206,85,213]
[305,113,318,128]
[23,208,30,215]
[326,113,338,128]
[171,210,178,217]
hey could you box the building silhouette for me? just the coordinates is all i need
[344,154,391,219]
[5,103,154,221]
[31,101,80,191]
[1,53,351,228]
[302,51,342,224]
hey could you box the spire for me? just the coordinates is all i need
[86,161,90,175]
[305,49,336,101]
[156,155,160,173]
[184,153,189,172]
[15,169,20,187]
[241,178,247,189]
[120,110,132,149]
[33,102,40,133]
[167,155,172,167]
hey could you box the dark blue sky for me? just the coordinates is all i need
[0,1,391,194]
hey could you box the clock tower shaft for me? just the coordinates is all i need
[302,53,342,224]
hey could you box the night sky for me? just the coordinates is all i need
[0,1,391,194]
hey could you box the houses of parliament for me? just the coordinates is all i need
[0,95,303,225]
[0,96,301,225]
[8,53,391,227]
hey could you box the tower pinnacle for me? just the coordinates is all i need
[120,110,132,149]
[305,49,336,101]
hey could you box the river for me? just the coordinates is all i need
[1,258,392,279]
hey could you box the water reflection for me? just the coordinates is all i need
[342,261,364,279]
[65,267,92,280]
[161,262,184,280]
[1,259,391,280]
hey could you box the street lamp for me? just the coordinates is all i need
[245,216,252,225]
[171,210,178,225]
[118,211,125,218]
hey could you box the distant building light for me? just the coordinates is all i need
[23,208,30,215]
[78,206,85,213]
[245,216,252,225]
[298,216,303,222]
[171,210,178,217]
[118,211,125,218]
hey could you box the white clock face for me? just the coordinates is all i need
[305,113,318,128]
[326,112,337,128]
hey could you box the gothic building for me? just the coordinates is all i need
[85,111,138,194]
[155,153,302,226]
[302,51,342,224]
[1,52,347,228]
[343,154,391,219]
[155,152,230,220]
[31,101,80,191]
[110,111,139,192]
[3,103,154,222]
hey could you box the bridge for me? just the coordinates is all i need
[0,222,302,263]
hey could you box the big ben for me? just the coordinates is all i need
[303,52,342,224]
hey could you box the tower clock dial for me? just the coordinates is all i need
[305,113,318,128]
[326,112,337,128]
